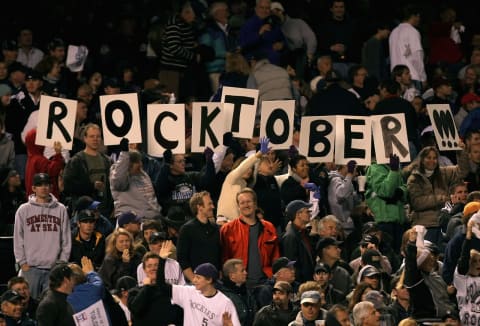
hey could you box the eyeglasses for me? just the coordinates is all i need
[80,219,96,224]
[302,302,317,308]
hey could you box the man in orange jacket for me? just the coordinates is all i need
[220,187,280,288]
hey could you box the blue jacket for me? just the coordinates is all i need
[67,272,105,312]
[459,106,480,138]
[199,21,237,73]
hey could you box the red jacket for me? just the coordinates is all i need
[220,217,280,278]
[25,129,65,198]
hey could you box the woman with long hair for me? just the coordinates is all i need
[405,145,468,246]
[98,228,141,289]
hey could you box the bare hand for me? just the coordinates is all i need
[330,43,345,54]
[159,240,173,259]
[53,141,62,154]
[143,277,152,285]
[122,249,130,263]
[272,41,284,51]
[447,285,456,295]
[271,158,282,174]
[408,228,417,242]
[21,264,30,272]
[222,312,234,326]
[259,24,271,35]
[81,256,94,273]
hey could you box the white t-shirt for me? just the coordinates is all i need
[172,285,241,326]
[136,258,186,286]
[453,269,480,325]
[389,22,426,82]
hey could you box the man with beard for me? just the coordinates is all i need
[253,281,297,326]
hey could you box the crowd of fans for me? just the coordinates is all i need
[1,0,480,325]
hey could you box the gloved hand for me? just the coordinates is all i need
[223,132,233,147]
[303,182,318,192]
[259,137,270,155]
[163,149,173,164]
[313,188,321,200]
[347,160,357,174]
[120,138,129,152]
[389,153,400,171]
[288,145,299,159]
[204,147,214,162]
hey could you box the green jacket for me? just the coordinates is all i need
[365,164,407,224]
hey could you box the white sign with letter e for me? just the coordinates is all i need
[73,300,109,326]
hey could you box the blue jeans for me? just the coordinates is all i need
[20,267,50,300]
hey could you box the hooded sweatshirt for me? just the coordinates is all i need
[25,129,64,198]
[14,193,72,269]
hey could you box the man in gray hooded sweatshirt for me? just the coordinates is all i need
[14,172,72,300]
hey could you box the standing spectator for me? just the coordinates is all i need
[316,0,357,73]
[405,146,468,246]
[220,188,280,288]
[270,2,317,80]
[158,2,198,101]
[5,67,41,182]
[70,196,114,239]
[63,123,113,218]
[365,154,407,252]
[177,191,221,282]
[0,169,26,235]
[16,28,44,69]
[239,0,285,66]
[219,258,256,326]
[281,200,316,283]
[361,21,391,82]
[36,262,75,326]
[110,138,162,219]
[13,173,71,300]
[404,227,457,320]
[312,263,347,309]
[253,280,297,326]
[1,40,19,67]
[328,160,358,236]
[156,241,241,326]
[453,217,480,325]
[455,92,480,130]
[0,118,14,170]
[24,129,64,199]
[98,228,142,290]
[389,4,426,91]
[199,1,238,93]
[389,275,412,325]
[391,65,420,103]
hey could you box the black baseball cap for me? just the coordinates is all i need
[315,237,342,253]
[272,257,296,274]
[77,210,96,223]
[33,173,50,186]
[149,231,168,244]
[314,262,331,274]
[0,290,24,303]
[360,234,379,247]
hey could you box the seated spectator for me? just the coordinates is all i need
[219,258,256,326]
[253,280,297,326]
[0,118,14,170]
[98,228,142,290]
[312,263,347,309]
[128,252,183,325]
[439,182,468,240]
[352,301,381,326]
[289,290,326,325]
[315,237,353,296]
[136,232,184,286]
[110,138,162,220]
[116,212,142,241]
[111,276,137,325]
[349,235,392,275]
[348,282,374,311]
[324,304,351,326]
[70,196,114,238]
[389,274,412,325]
[256,257,299,308]
[0,289,35,326]
[391,65,420,103]
[7,276,38,320]
[69,210,106,270]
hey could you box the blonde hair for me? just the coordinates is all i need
[398,318,418,326]
[106,228,134,258]
[298,281,321,298]
[225,52,250,75]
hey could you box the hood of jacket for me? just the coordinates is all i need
[25,128,45,156]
